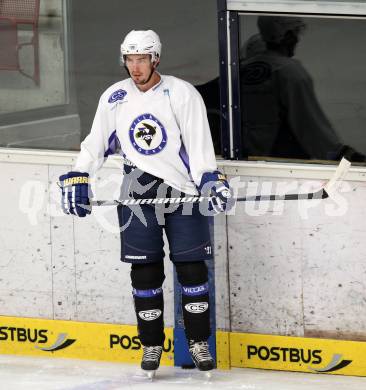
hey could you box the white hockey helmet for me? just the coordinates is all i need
[120,30,162,63]
[257,16,306,43]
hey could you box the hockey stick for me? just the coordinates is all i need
[90,158,350,206]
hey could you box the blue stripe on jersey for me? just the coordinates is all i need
[181,282,209,296]
[104,130,125,158]
[132,287,163,298]
[178,141,191,174]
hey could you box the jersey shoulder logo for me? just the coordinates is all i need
[108,89,127,103]
[129,113,167,155]
[242,61,272,85]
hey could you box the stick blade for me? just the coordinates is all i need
[324,158,351,196]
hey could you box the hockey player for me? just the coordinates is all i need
[240,16,366,162]
[59,30,232,375]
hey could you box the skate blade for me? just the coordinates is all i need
[201,370,212,381]
[205,371,212,379]
[144,370,156,380]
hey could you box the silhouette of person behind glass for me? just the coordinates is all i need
[240,16,365,162]
[240,33,266,61]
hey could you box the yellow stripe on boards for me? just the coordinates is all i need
[1,316,365,376]
[230,332,366,377]
[216,331,230,370]
[0,316,173,365]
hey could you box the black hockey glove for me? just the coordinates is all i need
[59,172,91,217]
[198,170,234,213]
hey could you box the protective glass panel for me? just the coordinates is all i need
[238,14,366,163]
[0,0,74,149]
[235,0,366,3]
[0,0,220,154]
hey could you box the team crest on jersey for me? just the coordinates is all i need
[129,113,167,155]
[108,89,127,103]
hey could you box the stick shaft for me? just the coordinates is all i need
[90,188,327,207]
[90,158,350,207]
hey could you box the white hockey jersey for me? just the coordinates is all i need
[73,75,217,195]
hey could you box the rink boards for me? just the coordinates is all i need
[0,316,174,366]
[230,332,366,377]
[0,315,365,377]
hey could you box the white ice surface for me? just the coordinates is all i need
[0,355,365,390]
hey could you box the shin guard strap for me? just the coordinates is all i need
[181,282,209,297]
[132,287,163,298]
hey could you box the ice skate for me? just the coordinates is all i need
[141,345,163,378]
[189,340,214,373]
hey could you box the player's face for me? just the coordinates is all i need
[125,54,155,86]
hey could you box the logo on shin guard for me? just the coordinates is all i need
[138,309,162,321]
[184,302,208,314]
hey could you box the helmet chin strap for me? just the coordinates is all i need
[143,59,160,85]
[143,64,156,85]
